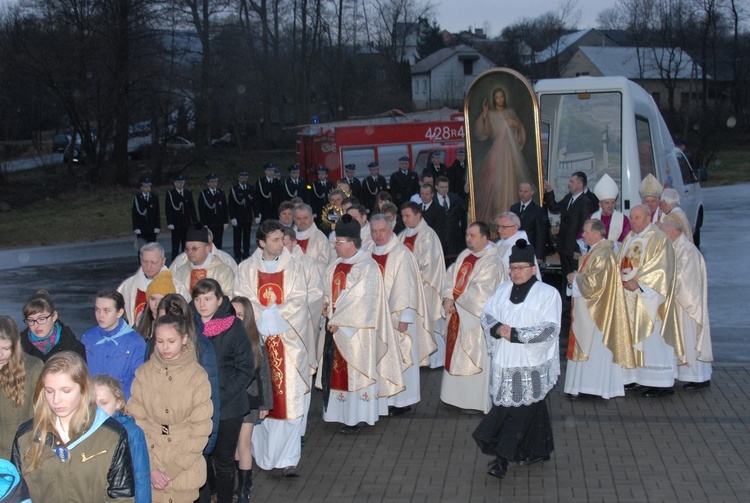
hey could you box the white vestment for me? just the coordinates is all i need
[117,266,191,325]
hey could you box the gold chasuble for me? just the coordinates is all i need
[236,248,311,420]
[134,289,147,323]
[617,224,682,366]
[190,269,207,291]
[567,240,635,368]
[446,254,479,373]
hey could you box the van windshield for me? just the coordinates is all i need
[540,92,623,209]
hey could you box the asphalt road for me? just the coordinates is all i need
[0,183,747,360]
[2,153,63,172]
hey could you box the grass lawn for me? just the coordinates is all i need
[703,148,750,187]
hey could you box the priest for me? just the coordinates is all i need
[317,214,405,433]
[590,174,630,253]
[293,203,332,279]
[639,174,663,223]
[618,204,681,398]
[370,214,435,416]
[473,240,561,479]
[399,202,447,369]
[235,220,310,477]
[172,223,236,295]
[441,221,506,413]
[564,219,635,399]
[661,219,712,390]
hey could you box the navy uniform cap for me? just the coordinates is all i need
[264,163,276,171]
[173,175,185,182]
[368,162,379,169]
[431,151,441,157]
[274,168,281,175]
[238,170,249,178]
[139,177,152,186]
[206,173,218,181]
[399,156,410,162]
[345,164,356,172]
[317,166,329,173]
[457,148,466,154]
[288,164,300,172]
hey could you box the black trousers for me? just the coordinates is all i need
[233,222,253,261]
[209,416,243,503]
[171,226,188,262]
[208,225,224,250]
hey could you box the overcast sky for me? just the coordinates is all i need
[435,0,613,36]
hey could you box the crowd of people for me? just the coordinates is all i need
[0,157,712,501]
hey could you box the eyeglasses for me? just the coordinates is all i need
[498,225,517,229]
[334,240,350,246]
[185,245,208,253]
[508,265,534,273]
[25,313,53,326]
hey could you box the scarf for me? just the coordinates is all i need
[29,323,61,354]
[202,315,236,338]
[93,319,133,345]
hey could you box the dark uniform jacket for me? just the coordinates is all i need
[341,176,362,201]
[198,188,228,228]
[131,192,160,233]
[254,177,281,222]
[390,169,420,209]
[165,188,198,229]
[310,180,334,217]
[510,199,548,261]
[361,175,388,213]
[422,162,448,180]
[228,183,255,223]
[447,160,468,201]
[282,177,309,203]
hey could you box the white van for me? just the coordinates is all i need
[535,76,704,244]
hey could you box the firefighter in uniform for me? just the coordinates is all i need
[165,174,197,262]
[310,166,334,228]
[389,156,420,210]
[229,170,255,262]
[198,172,228,250]
[282,164,309,203]
[361,161,388,214]
[342,164,362,201]
[132,177,161,244]
[254,163,282,223]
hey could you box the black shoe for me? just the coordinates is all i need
[567,393,582,400]
[340,422,366,434]
[641,386,675,398]
[683,380,710,391]
[518,455,550,466]
[486,458,509,479]
[625,383,645,392]
[388,406,412,417]
[282,466,300,477]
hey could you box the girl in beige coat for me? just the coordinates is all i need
[128,314,213,503]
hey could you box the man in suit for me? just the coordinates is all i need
[255,163,281,223]
[389,156,420,210]
[543,171,598,278]
[342,164,362,201]
[434,176,467,266]
[165,174,197,262]
[361,162,388,213]
[510,182,547,266]
[132,177,161,244]
[422,151,448,180]
[447,148,468,202]
[418,183,442,231]
[282,164,309,203]
[198,173,229,250]
[229,170,255,261]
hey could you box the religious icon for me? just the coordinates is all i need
[464,68,543,228]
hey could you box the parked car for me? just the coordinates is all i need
[63,143,85,164]
[53,134,71,152]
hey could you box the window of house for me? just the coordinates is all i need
[463,59,473,75]
[575,72,589,77]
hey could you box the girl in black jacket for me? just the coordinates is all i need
[20,290,86,363]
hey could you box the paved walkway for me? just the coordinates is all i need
[251,363,749,502]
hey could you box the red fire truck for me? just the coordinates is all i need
[295,108,466,182]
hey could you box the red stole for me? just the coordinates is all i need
[566,252,592,360]
[403,233,417,252]
[134,289,147,322]
[258,270,288,419]
[445,253,480,372]
[297,239,310,253]
[190,269,207,291]
[331,262,353,391]
[371,252,389,277]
